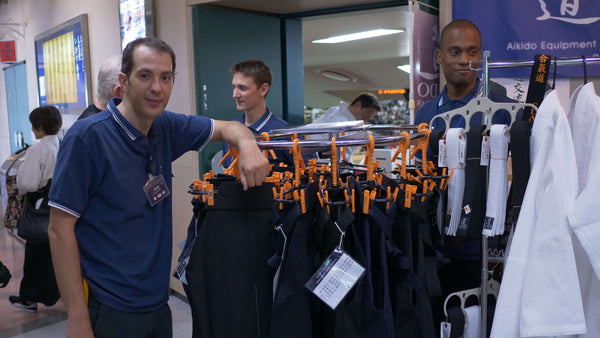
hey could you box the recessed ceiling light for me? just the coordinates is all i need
[312,29,404,44]
[318,70,354,82]
[397,64,411,73]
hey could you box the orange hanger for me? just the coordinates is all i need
[409,123,433,175]
[365,135,375,180]
[331,137,338,186]
[260,132,277,161]
[392,131,411,178]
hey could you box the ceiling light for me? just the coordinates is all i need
[318,70,354,82]
[312,29,404,44]
[397,64,411,73]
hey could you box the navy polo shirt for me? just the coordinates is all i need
[49,98,214,312]
[222,109,295,168]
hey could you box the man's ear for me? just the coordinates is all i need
[259,83,269,98]
[118,73,128,92]
[436,48,442,65]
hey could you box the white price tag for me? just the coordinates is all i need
[438,139,447,168]
[305,249,365,310]
[458,136,466,166]
[440,321,452,338]
[481,136,490,166]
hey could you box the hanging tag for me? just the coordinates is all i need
[143,174,171,207]
[481,136,490,166]
[440,321,452,338]
[482,216,495,237]
[305,248,365,310]
[458,136,466,166]
[438,139,447,168]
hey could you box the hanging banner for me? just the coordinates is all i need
[411,4,439,115]
[453,0,600,77]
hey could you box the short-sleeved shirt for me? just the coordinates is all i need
[221,109,295,168]
[49,97,214,312]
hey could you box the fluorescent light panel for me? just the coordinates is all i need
[397,64,411,73]
[312,29,404,44]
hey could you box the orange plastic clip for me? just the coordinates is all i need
[365,135,375,179]
[331,137,338,186]
[340,131,346,161]
[206,183,214,206]
[300,189,306,214]
[260,132,277,161]
[405,184,417,209]
[363,189,371,215]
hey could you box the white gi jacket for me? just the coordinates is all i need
[490,91,585,337]
[567,83,600,337]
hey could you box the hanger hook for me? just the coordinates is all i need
[552,57,557,90]
[582,55,588,84]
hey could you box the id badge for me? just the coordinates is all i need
[305,248,365,310]
[143,175,171,207]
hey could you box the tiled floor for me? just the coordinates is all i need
[0,227,193,338]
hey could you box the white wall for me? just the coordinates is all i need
[0,0,211,293]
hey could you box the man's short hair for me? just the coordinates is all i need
[351,92,381,111]
[121,37,176,77]
[231,59,272,96]
[96,55,121,105]
[29,105,62,135]
[440,19,481,48]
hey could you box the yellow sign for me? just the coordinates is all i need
[378,89,406,95]
[43,32,77,104]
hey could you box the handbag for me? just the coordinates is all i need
[17,179,51,243]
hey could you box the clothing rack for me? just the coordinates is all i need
[476,51,600,338]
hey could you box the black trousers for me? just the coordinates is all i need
[88,291,172,338]
[19,241,60,306]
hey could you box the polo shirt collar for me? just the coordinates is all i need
[240,108,273,134]
[107,97,159,141]
[439,79,482,107]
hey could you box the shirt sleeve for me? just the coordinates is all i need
[48,131,99,218]
[16,143,43,194]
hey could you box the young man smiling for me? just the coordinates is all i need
[48,38,269,338]
[222,59,297,168]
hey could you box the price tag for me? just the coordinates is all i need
[482,216,495,237]
[481,136,490,166]
[458,136,466,166]
[305,248,365,310]
[440,321,452,338]
[438,139,447,168]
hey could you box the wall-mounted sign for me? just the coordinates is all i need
[0,40,16,63]
[34,14,92,115]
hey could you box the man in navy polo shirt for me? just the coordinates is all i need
[222,59,299,168]
[414,19,516,160]
[47,38,269,338]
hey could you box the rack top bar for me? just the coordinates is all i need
[471,56,600,70]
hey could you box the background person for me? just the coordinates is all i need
[9,105,62,312]
[78,55,122,120]
[309,92,381,162]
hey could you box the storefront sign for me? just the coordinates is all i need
[453,0,600,77]
[411,5,439,115]
[0,40,16,63]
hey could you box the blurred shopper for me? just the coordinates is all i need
[9,105,62,312]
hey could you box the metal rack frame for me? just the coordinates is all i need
[477,51,600,338]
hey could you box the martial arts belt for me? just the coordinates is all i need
[445,128,466,236]
[483,125,509,237]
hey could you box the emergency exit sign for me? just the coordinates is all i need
[1,41,16,63]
